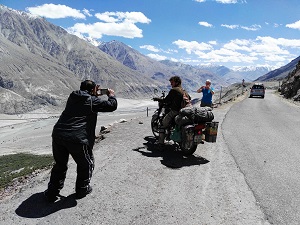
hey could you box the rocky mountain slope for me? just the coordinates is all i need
[0,5,163,113]
[280,60,300,101]
[0,35,80,114]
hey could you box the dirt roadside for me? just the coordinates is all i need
[0,94,270,225]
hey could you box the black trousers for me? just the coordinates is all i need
[47,137,95,195]
[200,101,212,107]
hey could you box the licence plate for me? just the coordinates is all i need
[194,135,202,143]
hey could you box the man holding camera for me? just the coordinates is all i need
[44,80,117,202]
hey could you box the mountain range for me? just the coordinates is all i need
[196,64,274,83]
[98,41,229,90]
[255,56,300,82]
[0,4,299,114]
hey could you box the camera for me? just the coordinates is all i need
[99,88,108,95]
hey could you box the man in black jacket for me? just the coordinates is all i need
[44,80,117,202]
[154,76,190,148]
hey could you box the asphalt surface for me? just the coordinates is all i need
[222,90,300,225]
[0,95,270,225]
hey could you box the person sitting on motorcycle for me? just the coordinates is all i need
[153,76,190,148]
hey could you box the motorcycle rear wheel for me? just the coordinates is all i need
[180,141,198,156]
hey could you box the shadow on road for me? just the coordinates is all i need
[15,192,77,218]
[133,136,210,169]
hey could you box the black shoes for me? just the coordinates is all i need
[44,186,93,202]
[44,189,60,203]
[75,186,93,199]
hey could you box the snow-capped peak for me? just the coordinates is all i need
[232,65,275,72]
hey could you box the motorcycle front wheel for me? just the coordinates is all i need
[180,141,198,156]
[151,114,160,138]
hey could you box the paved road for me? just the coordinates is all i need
[222,90,300,225]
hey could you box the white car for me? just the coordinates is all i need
[250,84,265,98]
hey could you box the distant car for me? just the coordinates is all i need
[250,83,265,98]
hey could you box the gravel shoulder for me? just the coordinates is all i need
[0,95,270,225]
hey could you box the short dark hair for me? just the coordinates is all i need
[80,80,96,92]
[169,76,181,86]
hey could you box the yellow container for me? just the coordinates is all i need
[205,122,219,143]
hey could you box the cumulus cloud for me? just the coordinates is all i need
[26,4,86,19]
[286,20,300,30]
[223,39,251,52]
[140,45,160,52]
[95,11,151,24]
[170,36,300,65]
[140,45,179,55]
[147,53,167,61]
[199,21,213,27]
[173,40,213,54]
[68,11,151,39]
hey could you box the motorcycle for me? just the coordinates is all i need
[151,89,218,156]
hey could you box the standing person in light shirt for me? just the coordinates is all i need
[197,79,215,107]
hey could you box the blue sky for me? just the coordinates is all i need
[2,0,300,69]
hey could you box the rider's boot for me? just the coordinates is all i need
[156,128,166,150]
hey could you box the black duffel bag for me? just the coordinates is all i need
[179,106,214,123]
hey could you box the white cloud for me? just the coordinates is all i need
[196,0,246,3]
[83,9,92,17]
[173,40,213,54]
[26,4,86,19]
[68,11,151,39]
[255,36,297,52]
[273,23,280,28]
[221,24,261,31]
[140,45,160,52]
[221,24,239,29]
[216,0,238,4]
[241,24,261,31]
[263,54,287,62]
[147,53,167,61]
[286,20,300,30]
[165,49,178,54]
[199,21,213,27]
[95,12,151,24]
[68,22,142,39]
[140,45,179,55]
[223,39,251,52]
[170,57,179,62]
[95,12,119,23]
[171,36,300,66]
